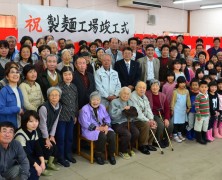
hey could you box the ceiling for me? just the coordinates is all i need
[155,0,222,10]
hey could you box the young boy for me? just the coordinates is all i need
[194,80,210,145]
[187,78,199,140]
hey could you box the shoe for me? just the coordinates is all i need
[66,156,77,163]
[178,132,186,141]
[206,130,214,142]
[219,122,222,136]
[191,129,196,139]
[129,150,135,156]
[202,131,210,143]
[162,138,169,147]
[47,156,59,171]
[139,146,150,155]
[195,131,207,145]
[209,129,215,141]
[153,141,166,148]
[41,170,52,176]
[119,152,130,160]
[186,130,193,140]
[213,128,222,138]
[173,135,182,143]
[146,145,157,151]
[108,156,116,165]
[94,155,105,165]
[57,159,70,167]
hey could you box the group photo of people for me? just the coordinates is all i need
[0,32,222,179]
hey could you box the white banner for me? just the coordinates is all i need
[18,4,135,42]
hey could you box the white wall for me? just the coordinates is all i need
[0,0,188,36]
[190,8,222,36]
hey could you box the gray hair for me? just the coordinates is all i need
[101,53,111,61]
[46,54,58,62]
[119,87,131,96]
[61,49,71,57]
[47,87,62,97]
[5,36,17,42]
[149,79,160,87]
[47,40,58,48]
[135,81,147,89]
[90,91,101,101]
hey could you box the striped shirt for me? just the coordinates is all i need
[195,93,210,118]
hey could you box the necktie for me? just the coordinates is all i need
[126,63,130,74]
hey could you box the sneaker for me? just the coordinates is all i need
[57,159,70,167]
[178,134,186,141]
[129,150,135,156]
[119,152,130,160]
[173,135,182,143]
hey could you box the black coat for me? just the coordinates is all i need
[36,69,62,101]
[72,71,95,109]
[135,51,144,61]
[114,59,141,88]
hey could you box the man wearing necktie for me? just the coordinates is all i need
[114,47,141,91]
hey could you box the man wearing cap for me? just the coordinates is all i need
[131,81,157,155]
[146,79,173,147]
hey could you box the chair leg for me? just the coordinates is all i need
[77,138,81,155]
[90,141,94,164]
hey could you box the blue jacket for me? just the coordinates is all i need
[0,85,24,128]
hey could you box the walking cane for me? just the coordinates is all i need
[150,128,164,154]
[157,108,174,151]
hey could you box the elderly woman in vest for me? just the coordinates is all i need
[38,87,62,171]
[146,79,173,148]
[109,87,139,160]
[78,91,116,165]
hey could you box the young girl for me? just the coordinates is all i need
[216,79,222,138]
[195,68,204,81]
[0,40,10,80]
[204,60,215,75]
[207,81,219,141]
[57,66,78,167]
[14,110,55,179]
[180,58,190,83]
[162,71,176,107]
[187,78,199,140]
[172,59,186,82]
[171,76,191,143]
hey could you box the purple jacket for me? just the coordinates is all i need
[78,103,113,141]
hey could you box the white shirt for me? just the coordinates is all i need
[146,57,154,80]
[11,86,21,108]
[132,52,136,61]
[47,70,57,81]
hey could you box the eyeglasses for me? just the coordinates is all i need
[0,128,14,135]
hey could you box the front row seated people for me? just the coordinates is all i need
[131,81,158,155]
[78,91,116,165]
[109,87,139,160]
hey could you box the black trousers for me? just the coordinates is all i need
[94,131,116,156]
[39,138,57,160]
[173,123,185,134]
[112,122,139,153]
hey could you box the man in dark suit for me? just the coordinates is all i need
[114,47,141,91]
[128,37,144,61]
[72,57,95,109]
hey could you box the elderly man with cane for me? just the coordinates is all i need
[146,79,174,149]
[131,81,160,155]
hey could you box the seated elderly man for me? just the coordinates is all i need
[0,122,29,179]
[94,54,121,108]
[78,91,116,165]
[109,87,139,160]
[131,81,157,155]
[146,79,173,148]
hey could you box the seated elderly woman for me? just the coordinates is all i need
[146,79,173,148]
[109,87,139,160]
[131,81,157,155]
[78,91,116,165]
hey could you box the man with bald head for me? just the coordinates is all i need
[131,81,157,155]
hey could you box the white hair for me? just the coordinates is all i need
[47,40,58,48]
[119,87,131,96]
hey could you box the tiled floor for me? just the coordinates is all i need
[41,139,222,180]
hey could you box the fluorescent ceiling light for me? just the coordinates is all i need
[173,0,202,4]
[200,4,222,9]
